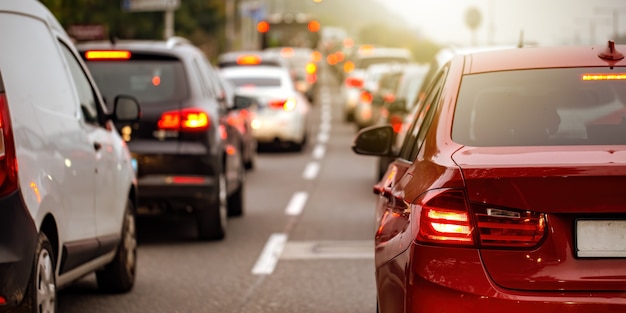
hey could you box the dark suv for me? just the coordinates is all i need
[78,37,248,241]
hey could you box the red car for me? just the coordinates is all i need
[353,41,626,312]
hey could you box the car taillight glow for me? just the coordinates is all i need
[582,73,626,80]
[257,21,270,33]
[389,115,403,133]
[416,189,474,246]
[0,296,5,305]
[158,108,210,131]
[360,91,373,103]
[0,93,18,198]
[383,93,396,103]
[85,50,131,60]
[474,206,546,248]
[268,98,296,111]
[306,62,317,75]
[236,55,262,65]
[345,77,363,88]
[281,47,295,58]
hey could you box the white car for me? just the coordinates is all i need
[0,1,141,312]
[220,65,311,151]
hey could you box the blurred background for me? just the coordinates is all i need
[42,0,626,63]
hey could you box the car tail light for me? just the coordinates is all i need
[415,189,474,246]
[383,93,396,103]
[307,20,321,33]
[268,98,296,111]
[157,108,210,132]
[345,77,363,88]
[389,115,404,133]
[343,61,355,73]
[0,93,18,198]
[473,205,546,248]
[257,21,270,33]
[306,62,317,75]
[85,50,131,60]
[236,55,262,65]
[360,91,373,103]
[0,295,5,305]
[280,47,295,58]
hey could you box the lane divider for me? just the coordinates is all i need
[251,233,288,275]
[285,191,309,216]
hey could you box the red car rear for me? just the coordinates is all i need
[353,42,626,312]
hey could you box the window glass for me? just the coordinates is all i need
[60,43,101,125]
[453,67,626,146]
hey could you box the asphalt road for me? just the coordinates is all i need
[58,65,380,313]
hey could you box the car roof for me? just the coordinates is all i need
[463,43,626,74]
[1,1,69,40]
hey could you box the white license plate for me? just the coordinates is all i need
[576,220,626,258]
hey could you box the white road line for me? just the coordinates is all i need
[285,191,308,216]
[319,121,331,133]
[317,132,329,143]
[312,144,325,159]
[302,162,320,180]
[252,233,288,275]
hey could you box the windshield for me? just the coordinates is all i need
[453,67,626,146]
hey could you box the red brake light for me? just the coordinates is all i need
[345,77,363,88]
[307,20,321,33]
[158,108,210,131]
[305,62,317,75]
[85,50,131,60]
[0,93,18,198]
[389,115,403,133]
[257,21,270,33]
[360,91,373,103]
[416,189,474,246]
[383,93,396,103]
[474,206,546,248]
[268,98,296,111]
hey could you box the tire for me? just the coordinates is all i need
[15,232,56,313]
[96,200,137,293]
[196,172,227,240]
[228,158,245,217]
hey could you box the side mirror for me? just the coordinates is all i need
[387,99,408,114]
[112,95,140,122]
[352,125,395,156]
[233,95,257,110]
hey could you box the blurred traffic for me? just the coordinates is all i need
[2,0,626,313]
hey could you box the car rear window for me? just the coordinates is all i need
[452,67,626,146]
[85,60,188,106]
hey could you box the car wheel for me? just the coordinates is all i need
[196,172,227,240]
[96,200,137,293]
[16,232,56,313]
[228,159,245,217]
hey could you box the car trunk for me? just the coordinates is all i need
[453,145,626,292]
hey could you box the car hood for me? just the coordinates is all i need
[452,145,626,292]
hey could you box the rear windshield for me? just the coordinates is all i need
[85,60,188,105]
[452,67,626,146]
[228,77,281,88]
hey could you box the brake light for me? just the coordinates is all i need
[307,20,321,33]
[345,77,363,88]
[306,63,317,75]
[474,206,546,248]
[0,93,18,198]
[389,115,404,133]
[257,21,270,33]
[236,55,262,65]
[0,296,5,305]
[582,73,626,81]
[416,189,474,246]
[311,51,322,63]
[157,108,210,131]
[360,91,373,103]
[281,48,295,58]
[343,61,355,73]
[85,50,131,60]
[268,98,296,111]
[383,93,395,103]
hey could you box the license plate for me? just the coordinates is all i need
[576,220,626,258]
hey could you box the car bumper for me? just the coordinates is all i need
[252,116,305,143]
[376,243,626,312]
[0,191,38,307]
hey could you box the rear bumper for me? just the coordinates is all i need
[376,243,626,313]
[253,117,305,143]
[0,191,38,307]
[137,175,218,204]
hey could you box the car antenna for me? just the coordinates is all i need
[517,30,524,48]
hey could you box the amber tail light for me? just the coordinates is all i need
[268,98,296,111]
[157,108,210,132]
[0,92,18,198]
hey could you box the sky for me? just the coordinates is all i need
[373,0,626,46]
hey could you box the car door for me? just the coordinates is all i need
[58,42,123,245]
[374,67,447,266]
